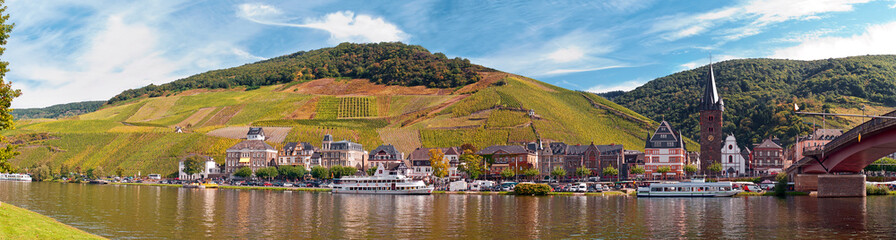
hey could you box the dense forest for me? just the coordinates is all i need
[609,55,896,148]
[108,42,490,104]
[12,101,105,119]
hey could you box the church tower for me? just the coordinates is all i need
[699,62,724,175]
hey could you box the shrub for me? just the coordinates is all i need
[866,185,890,195]
[514,183,552,195]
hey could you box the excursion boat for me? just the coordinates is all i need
[333,170,433,195]
[0,173,32,182]
[637,181,741,197]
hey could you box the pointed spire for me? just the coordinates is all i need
[699,58,724,111]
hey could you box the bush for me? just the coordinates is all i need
[514,183,552,196]
[866,185,890,195]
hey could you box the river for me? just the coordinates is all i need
[1,181,895,239]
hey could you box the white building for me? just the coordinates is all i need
[247,127,265,141]
[721,135,747,177]
[179,156,221,180]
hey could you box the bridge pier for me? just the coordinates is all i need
[794,174,866,197]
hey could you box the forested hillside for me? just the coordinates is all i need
[609,55,896,148]
[12,101,105,119]
[108,42,489,104]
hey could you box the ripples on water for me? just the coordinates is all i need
[2,181,895,239]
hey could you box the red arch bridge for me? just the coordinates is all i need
[787,109,896,197]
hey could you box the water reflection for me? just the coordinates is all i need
[2,181,896,239]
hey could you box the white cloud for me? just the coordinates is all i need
[587,79,647,93]
[546,46,586,63]
[770,21,896,60]
[472,31,621,77]
[6,1,268,108]
[238,4,408,43]
[651,0,872,41]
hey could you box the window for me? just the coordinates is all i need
[709,116,714,121]
[729,155,733,163]
[709,127,714,133]
[728,145,733,150]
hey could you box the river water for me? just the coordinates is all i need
[2,181,896,239]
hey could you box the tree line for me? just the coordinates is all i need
[108,42,491,104]
[11,101,105,119]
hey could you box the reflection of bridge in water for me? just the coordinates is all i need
[787,109,896,197]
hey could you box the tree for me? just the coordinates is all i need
[523,168,539,181]
[0,4,20,174]
[774,172,788,197]
[501,168,515,179]
[630,166,645,175]
[255,167,279,180]
[234,167,253,178]
[33,164,51,181]
[708,163,723,177]
[576,166,591,178]
[94,166,105,179]
[458,149,486,180]
[330,165,344,178]
[85,168,96,180]
[115,167,124,177]
[366,166,377,176]
[657,166,671,180]
[684,165,698,177]
[602,166,619,179]
[311,166,329,179]
[182,155,206,180]
[341,166,357,177]
[429,149,448,178]
[59,164,70,178]
[460,143,478,154]
[551,166,566,181]
[279,166,306,181]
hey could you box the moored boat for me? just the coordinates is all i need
[0,173,32,182]
[637,181,741,197]
[333,174,433,195]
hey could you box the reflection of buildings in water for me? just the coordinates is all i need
[201,189,217,230]
[515,196,540,237]
[336,194,374,239]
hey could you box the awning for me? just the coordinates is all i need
[239,157,250,163]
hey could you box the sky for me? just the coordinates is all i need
[5,0,896,108]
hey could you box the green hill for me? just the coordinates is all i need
[12,101,105,119]
[608,55,896,148]
[4,44,670,177]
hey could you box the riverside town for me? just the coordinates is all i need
[4,1,896,239]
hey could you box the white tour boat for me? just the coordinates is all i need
[0,173,33,182]
[637,181,741,197]
[333,168,433,195]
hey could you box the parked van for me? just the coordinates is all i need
[148,174,161,180]
[573,182,588,192]
[449,181,468,191]
[470,180,496,191]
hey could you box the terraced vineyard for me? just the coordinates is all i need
[7,72,663,176]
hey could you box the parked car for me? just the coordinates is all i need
[573,182,588,192]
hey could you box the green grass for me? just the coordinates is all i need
[420,129,508,149]
[338,96,377,118]
[315,96,340,119]
[443,88,501,117]
[0,202,105,240]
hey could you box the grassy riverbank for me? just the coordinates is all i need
[0,202,105,240]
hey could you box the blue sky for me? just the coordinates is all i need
[6,0,896,108]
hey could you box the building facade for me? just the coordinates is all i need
[721,135,747,177]
[753,138,785,174]
[247,127,265,141]
[277,142,315,169]
[699,62,725,175]
[178,155,221,180]
[319,134,366,170]
[406,147,462,180]
[794,129,843,161]
[477,145,537,178]
[368,144,404,167]
[645,121,687,180]
[224,140,278,175]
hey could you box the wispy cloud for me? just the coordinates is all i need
[679,55,740,70]
[6,1,266,108]
[238,3,408,43]
[770,21,896,60]
[651,0,872,41]
[471,30,622,77]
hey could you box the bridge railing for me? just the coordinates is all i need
[822,109,896,156]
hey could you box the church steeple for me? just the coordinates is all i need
[699,62,724,111]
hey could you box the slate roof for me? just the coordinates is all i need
[444,147,461,156]
[645,121,686,149]
[755,138,783,149]
[282,142,298,153]
[476,145,529,155]
[300,142,315,150]
[408,148,438,161]
[596,144,624,154]
[370,144,401,157]
[800,129,844,141]
[228,140,276,151]
[323,134,333,142]
[699,63,725,111]
[247,127,264,136]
